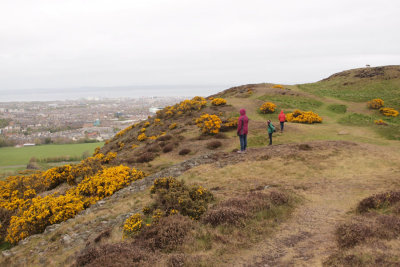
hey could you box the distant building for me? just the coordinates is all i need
[23,143,36,147]
[149,107,163,114]
[366,64,371,68]
[93,119,100,126]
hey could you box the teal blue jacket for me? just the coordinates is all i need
[267,123,275,134]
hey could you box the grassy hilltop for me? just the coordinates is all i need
[1,66,400,266]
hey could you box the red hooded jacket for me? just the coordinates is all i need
[278,110,286,122]
[237,109,249,135]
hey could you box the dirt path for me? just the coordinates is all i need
[234,191,347,266]
[224,146,400,266]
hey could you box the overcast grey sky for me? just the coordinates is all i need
[1,0,399,95]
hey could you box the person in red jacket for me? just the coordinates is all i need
[278,110,286,133]
[237,108,249,153]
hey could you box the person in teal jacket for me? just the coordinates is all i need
[267,120,275,145]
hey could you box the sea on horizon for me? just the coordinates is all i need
[0,84,230,102]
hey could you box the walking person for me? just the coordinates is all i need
[278,110,286,133]
[237,109,249,153]
[267,120,275,146]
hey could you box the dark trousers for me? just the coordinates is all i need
[280,122,284,132]
[268,133,273,145]
[239,134,247,151]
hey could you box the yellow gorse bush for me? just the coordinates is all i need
[374,119,387,125]
[93,147,101,156]
[380,107,399,117]
[0,149,142,244]
[123,213,143,237]
[272,84,284,89]
[211,98,227,106]
[367,98,384,109]
[260,102,277,114]
[137,133,147,141]
[5,165,144,244]
[115,125,134,138]
[156,97,207,118]
[286,110,322,124]
[220,117,238,131]
[195,114,222,135]
[169,123,177,130]
[144,121,150,127]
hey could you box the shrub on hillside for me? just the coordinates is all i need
[335,215,400,249]
[380,107,399,117]
[206,140,222,150]
[136,152,157,163]
[76,243,153,267]
[195,114,222,135]
[162,143,174,153]
[147,144,161,153]
[214,132,228,139]
[169,123,177,130]
[156,134,172,142]
[149,177,214,220]
[286,110,322,124]
[135,215,194,251]
[0,152,139,244]
[269,191,289,205]
[0,208,13,241]
[202,192,279,227]
[220,117,238,132]
[211,98,227,106]
[259,102,277,114]
[272,84,284,89]
[367,98,384,109]
[335,220,374,248]
[157,97,207,118]
[357,191,400,213]
[179,148,191,155]
[137,133,147,141]
[374,119,388,125]
[123,213,143,237]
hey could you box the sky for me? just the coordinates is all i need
[1,0,399,99]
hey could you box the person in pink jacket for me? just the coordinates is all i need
[237,108,249,153]
[278,110,286,133]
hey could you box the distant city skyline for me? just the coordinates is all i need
[1,0,399,95]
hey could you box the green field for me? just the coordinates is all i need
[0,142,103,167]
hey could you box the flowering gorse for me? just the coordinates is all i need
[123,213,143,237]
[286,110,322,124]
[0,151,143,244]
[380,107,399,117]
[195,114,222,134]
[211,98,227,106]
[272,84,284,89]
[374,119,388,125]
[156,97,207,118]
[367,98,384,109]
[169,123,177,130]
[137,133,147,141]
[260,102,277,114]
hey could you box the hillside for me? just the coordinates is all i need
[1,65,400,266]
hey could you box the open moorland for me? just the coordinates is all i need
[0,65,399,267]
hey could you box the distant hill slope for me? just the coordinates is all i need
[298,65,400,109]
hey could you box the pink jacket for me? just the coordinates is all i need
[237,109,249,135]
[278,111,286,122]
